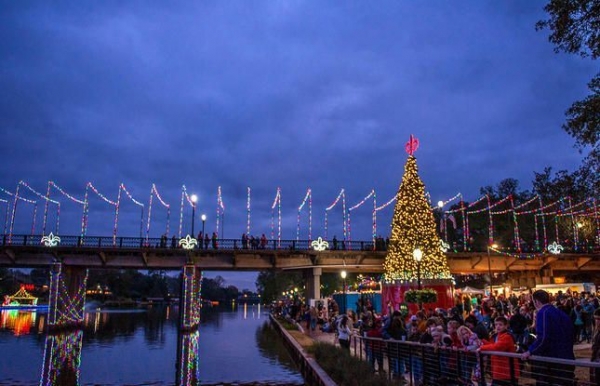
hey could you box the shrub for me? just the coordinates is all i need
[308,342,393,386]
[404,288,438,304]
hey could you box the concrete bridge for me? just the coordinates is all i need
[1,234,599,275]
[2,233,599,330]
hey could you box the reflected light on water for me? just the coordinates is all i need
[1,310,36,335]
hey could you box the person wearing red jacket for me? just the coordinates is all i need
[479,316,520,386]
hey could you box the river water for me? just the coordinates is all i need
[0,304,304,385]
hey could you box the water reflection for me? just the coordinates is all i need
[0,306,303,386]
[40,330,83,386]
[176,330,199,386]
[1,309,45,335]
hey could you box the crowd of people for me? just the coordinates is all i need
[278,288,600,386]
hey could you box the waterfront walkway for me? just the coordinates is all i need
[299,325,596,385]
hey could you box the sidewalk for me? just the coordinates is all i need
[307,327,592,357]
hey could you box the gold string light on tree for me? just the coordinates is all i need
[383,134,452,283]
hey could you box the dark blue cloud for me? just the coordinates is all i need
[1,1,596,289]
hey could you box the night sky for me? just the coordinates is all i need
[1,1,595,290]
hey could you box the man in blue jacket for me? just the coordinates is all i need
[521,290,575,386]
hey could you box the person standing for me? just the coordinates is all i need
[211,232,218,249]
[337,315,352,352]
[521,290,575,386]
[479,316,520,385]
[590,308,600,385]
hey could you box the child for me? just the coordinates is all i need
[479,316,520,386]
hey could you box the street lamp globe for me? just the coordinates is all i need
[437,201,444,209]
[413,248,423,262]
[191,194,198,204]
[201,214,207,222]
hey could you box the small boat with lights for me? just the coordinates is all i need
[1,287,48,310]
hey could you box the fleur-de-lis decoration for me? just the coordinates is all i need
[179,235,198,250]
[41,232,61,247]
[311,237,329,251]
[440,240,450,253]
[405,134,420,156]
[547,241,564,255]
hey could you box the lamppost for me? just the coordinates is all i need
[487,243,498,295]
[200,214,206,249]
[190,194,198,236]
[341,270,347,315]
[413,248,423,310]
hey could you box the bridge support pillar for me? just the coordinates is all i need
[179,264,202,331]
[47,262,88,330]
[305,267,322,303]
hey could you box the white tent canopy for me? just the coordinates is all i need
[457,286,485,295]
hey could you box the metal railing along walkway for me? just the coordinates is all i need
[349,335,600,386]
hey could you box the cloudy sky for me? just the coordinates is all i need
[1,1,595,290]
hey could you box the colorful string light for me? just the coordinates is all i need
[179,185,196,238]
[216,186,225,237]
[246,187,251,235]
[146,184,170,242]
[271,187,281,246]
[324,188,346,241]
[18,181,59,236]
[347,189,375,244]
[297,188,312,241]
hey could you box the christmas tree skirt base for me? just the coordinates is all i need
[382,281,454,316]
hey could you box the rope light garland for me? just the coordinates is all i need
[118,183,145,239]
[82,182,117,239]
[2,185,38,243]
[488,245,546,259]
[347,189,375,244]
[1,180,598,254]
[146,184,170,242]
[271,187,281,246]
[18,181,59,236]
[216,186,225,237]
[246,187,251,235]
[179,185,196,238]
[325,188,346,241]
[296,188,312,241]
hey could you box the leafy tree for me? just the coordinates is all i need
[256,270,303,304]
[537,0,600,195]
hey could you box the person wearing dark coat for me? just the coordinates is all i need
[522,290,575,386]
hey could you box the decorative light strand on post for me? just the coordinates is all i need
[2,185,37,243]
[246,187,251,235]
[296,188,312,241]
[82,183,117,238]
[18,181,60,236]
[216,186,225,237]
[270,187,281,246]
[119,183,145,239]
[347,189,375,245]
[325,188,345,241]
[146,184,170,242]
[179,185,196,238]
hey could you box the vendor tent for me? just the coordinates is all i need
[458,286,484,295]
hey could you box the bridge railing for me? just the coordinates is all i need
[1,234,598,254]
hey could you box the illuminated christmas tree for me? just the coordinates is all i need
[383,135,452,283]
